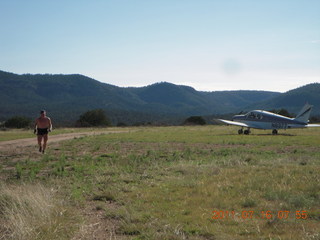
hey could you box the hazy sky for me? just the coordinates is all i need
[1,0,319,92]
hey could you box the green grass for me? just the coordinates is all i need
[1,126,319,239]
[0,128,35,141]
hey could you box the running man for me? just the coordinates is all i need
[34,110,52,153]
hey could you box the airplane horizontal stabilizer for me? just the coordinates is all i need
[218,119,249,127]
[306,124,320,127]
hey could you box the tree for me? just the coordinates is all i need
[76,109,111,127]
[269,108,293,117]
[310,115,320,123]
[183,116,206,125]
[5,116,32,128]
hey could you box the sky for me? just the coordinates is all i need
[1,0,319,92]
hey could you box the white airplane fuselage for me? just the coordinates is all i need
[218,104,320,134]
[232,110,307,130]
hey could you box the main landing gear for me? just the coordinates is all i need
[238,128,279,135]
[238,128,250,135]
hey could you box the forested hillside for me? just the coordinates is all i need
[1,70,319,126]
[247,83,320,115]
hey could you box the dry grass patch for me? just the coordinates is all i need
[0,183,80,240]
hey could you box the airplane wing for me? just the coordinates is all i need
[306,124,320,127]
[218,119,249,127]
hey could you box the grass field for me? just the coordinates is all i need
[0,126,319,239]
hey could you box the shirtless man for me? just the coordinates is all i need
[34,110,52,153]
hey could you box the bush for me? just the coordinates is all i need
[310,115,320,123]
[5,116,31,128]
[183,116,206,125]
[76,109,111,127]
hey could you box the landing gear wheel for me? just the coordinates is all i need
[238,129,243,134]
[244,129,250,135]
[272,129,278,135]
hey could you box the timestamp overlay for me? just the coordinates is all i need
[212,210,309,220]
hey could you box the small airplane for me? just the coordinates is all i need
[218,103,320,135]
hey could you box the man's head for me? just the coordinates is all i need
[40,110,46,116]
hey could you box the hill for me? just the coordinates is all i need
[247,83,320,115]
[0,71,147,125]
[1,70,319,125]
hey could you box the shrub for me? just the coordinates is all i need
[183,116,206,125]
[76,109,111,127]
[5,116,31,128]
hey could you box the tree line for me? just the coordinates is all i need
[2,108,320,129]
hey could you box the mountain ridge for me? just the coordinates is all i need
[1,70,319,125]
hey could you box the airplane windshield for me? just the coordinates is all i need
[246,112,263,120]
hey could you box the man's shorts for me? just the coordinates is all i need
[37,128,49,136]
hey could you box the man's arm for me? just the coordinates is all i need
[34,119,38,134]
[48,117,52,131]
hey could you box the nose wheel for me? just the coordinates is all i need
[272,129,278,135]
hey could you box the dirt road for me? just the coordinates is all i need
[0,130,130,150]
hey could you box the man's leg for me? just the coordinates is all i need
[42,134,48,153]
[37,135,43,152]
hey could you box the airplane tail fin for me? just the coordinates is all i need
[294,103,313,124]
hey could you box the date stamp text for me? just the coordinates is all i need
[212,210,308,220]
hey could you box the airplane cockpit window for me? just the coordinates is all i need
[246,112,263,120]
[246,112,256,119]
